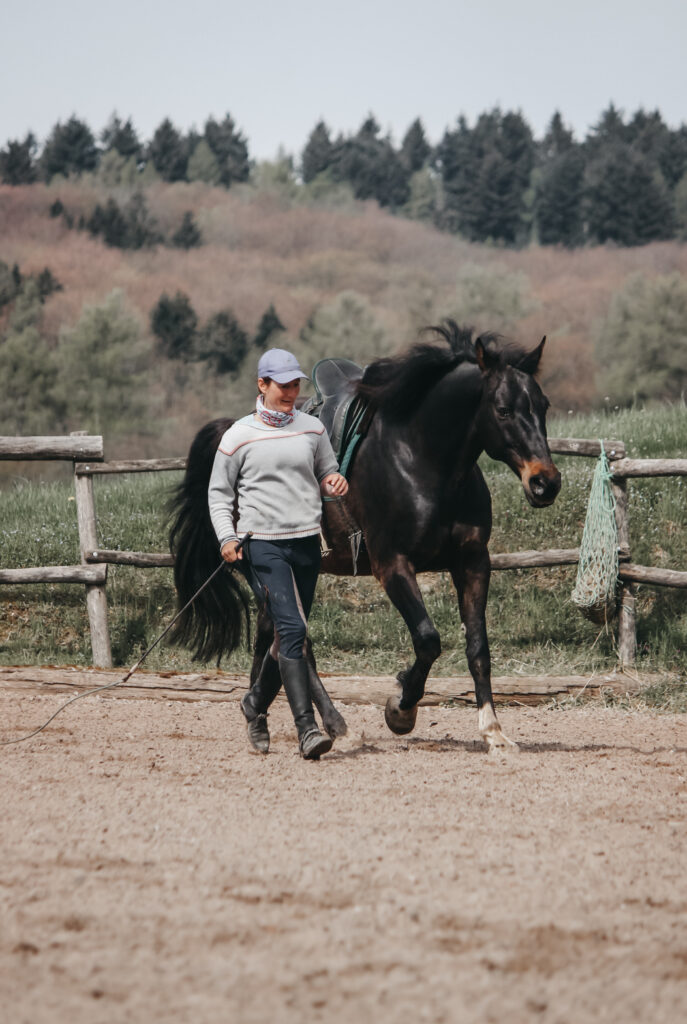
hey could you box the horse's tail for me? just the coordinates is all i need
[168,417,252,663]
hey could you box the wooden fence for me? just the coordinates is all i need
[1,433,686,670]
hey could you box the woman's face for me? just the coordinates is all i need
[258,377,300,413]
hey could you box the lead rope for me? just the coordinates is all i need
[1,533,252,746]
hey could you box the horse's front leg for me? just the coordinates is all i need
[451,542,518,752]
[378,555,441,736]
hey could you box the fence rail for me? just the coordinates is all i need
[1,433,686,670]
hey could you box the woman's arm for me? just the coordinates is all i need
[208,447,240,552]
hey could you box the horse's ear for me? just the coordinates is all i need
[475,338,499,374]
[517,336,546,375]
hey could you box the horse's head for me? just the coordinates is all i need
[475,336,561,508]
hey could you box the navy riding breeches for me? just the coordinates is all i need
[241,536,321,660]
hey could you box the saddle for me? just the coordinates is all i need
[301,357,372,475]
[302,357,374,574]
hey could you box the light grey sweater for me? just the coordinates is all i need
[208,411,339,547]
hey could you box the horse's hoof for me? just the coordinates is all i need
[385,694,418,735]
[482,725,519,754]
[323,709,348,739]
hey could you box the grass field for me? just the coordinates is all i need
[0,406,685,687]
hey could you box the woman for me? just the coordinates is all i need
[208,348,348,760]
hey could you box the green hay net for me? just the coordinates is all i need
[571,444,620,623]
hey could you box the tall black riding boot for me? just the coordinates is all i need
[240,651,282,754]
[277,654,333,760]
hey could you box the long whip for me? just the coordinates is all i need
[1,532,252,746]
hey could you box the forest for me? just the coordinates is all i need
[1,104,686,460]
[3,104,687,247]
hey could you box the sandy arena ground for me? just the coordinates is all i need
[1,682,686,1024]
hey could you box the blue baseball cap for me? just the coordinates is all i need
[257,348,309,384]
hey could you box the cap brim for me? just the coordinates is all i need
[269,370,310,383]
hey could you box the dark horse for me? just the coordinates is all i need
[169,322,561,751]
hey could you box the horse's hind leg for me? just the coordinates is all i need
[250,604,275,685]
[377,556,441,736]
[451,544,518,752]
[305,639,348,739]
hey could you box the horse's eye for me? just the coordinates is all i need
[496,406,512,419]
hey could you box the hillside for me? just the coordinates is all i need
[2,179,687,457]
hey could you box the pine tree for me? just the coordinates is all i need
[336,117,409,208]
[101,114,142,161]
[87,194,161,249]
[540,112,575,161]
[253,304,285,349]
[150,292,198,360]
[585,104,627,157]
[0,260,21,308]
[148,118,188,181]
[535,148,585,246]
[40,117,99,179]
[88,199,129,248]
[172,212,203,249]
[124,193,163,248]
[438,109,534,243]
[34,268,63,302]
[0,133,37,184]
[400,119,431,173]
[436,116,474,235]
[657,126,687,190]
[301,121,334,183]
[204,114,250,187]
[584,143,674,245]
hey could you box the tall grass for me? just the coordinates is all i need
[1,406,684,679]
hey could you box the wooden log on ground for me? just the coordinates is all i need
[611,458,687,478]
[0,565,107,584]
[0,666,654,706]
[619,564,687,588]
[86,549,175,567]
[75,458,186,475]
[548,438,626,459]
[0,435,103,461]
[490,548,579,569]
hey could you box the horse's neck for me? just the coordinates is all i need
[409,365,484,472]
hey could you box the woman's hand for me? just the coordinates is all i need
[221,540,243,563]
[321,472,349,497]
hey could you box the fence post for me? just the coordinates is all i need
[612,476,636,667]
[72,433,112,667]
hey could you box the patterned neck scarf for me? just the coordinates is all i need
[256,394,296,428]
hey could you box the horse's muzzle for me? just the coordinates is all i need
[520,461,562,507]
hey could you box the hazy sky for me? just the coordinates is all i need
[3,0,686,158]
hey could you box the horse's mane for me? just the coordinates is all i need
[356,320,531,418]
